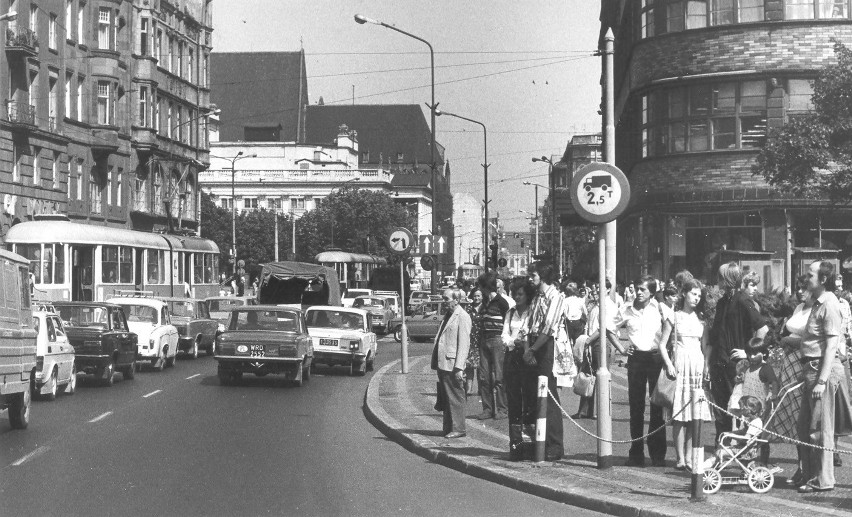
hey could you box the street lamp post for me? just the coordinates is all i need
[355,14,438,294]
[530,157,556,266]
[435,109,489,271]
[230,151,256,274]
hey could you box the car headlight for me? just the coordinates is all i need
[349,340,360,351]
[237,345,249,353]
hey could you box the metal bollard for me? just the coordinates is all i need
[689,386,706,501]
[535,375,547,462]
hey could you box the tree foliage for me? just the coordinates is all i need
[754,41,852,202]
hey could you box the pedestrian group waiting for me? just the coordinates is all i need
[430,260,852,494]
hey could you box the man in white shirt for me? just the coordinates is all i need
[496,278,515,310]
[614,276,673,467]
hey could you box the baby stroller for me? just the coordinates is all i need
[703,382,803,494]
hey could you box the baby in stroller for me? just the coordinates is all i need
[703,396,766,469]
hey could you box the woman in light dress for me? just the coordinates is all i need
[660,278,712,470]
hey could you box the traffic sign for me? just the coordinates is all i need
[421,254,435,271]
[419,234,447,255]
[498,258,507,268]
[387,227,413,255]
[570,162,630,224]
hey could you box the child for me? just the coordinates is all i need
[704,396,765,469]
[728,338,779,465]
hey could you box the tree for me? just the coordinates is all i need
[754,41,852,203]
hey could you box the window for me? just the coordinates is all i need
[76,76,84,121]
[167,102,173,138]
[49,13,57,49]
[65,0,73,39]
[65,73,72,118]
[687,0,708,28]
[202,53,209,87]
[102,246,133,283]
[642,0,656,38]
[785,0,848,18]
[243,197,258,210]
[28,68,38,119]
[32,148,40,185]
[146,249,165,284]
[168,35,174,72]
[361,150,369,162]
[178,40,184,78]
[133,170,147,211]
[153,168,163,213]
[642,0,766,36]
[29,4,36,32]
[314,150,323,161]
[68,159,76,199]
[52,153,59,190]
[158,28,165,64]
[290,198,305,210]
[396,152,404,161]
[176,105,182,142]
[97,81,110,124]
[116,168,122,206]
[153,92,160,132]
[787,78,815,114]
[48,74,58,126]
[12,145,20,183]
[77,1,84,43]
[76,159,83,200]
[106,166,113,206]
[667,2,685,31]
[138,86,148,126]
[188,48,194,83]
[98,7,111,49]
[641,80,768,156]
[740,0,765,21]
[139,17,149,55]
[267,198,279,210]
[220,198,232,210]
[89,168,101,214]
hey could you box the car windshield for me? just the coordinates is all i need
[230,310,297,332]
[307,310,363,330]
[122,305,158,324]
[55,305,109,329]
[208,299,243,312]
[353,298,382,308]
[168,301,196,318]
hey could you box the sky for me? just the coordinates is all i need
[213,1,603,232]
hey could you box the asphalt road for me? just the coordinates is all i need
[1,337,604,517]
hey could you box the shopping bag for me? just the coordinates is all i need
[650,369,676,408]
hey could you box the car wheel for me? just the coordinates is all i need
[8,387,31,429]
[190,339,199,360]
[165,347,175,368]
[122,361,136,381]
[352,360,367,377]
[43,368,58,401]
[393,326,402,343]
[101,361,115,387]
[366,353,375,372]
[302,359,311,381]
[63,365,77,395]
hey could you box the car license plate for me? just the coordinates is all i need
[250,344,265,357]
[319,338,336,347]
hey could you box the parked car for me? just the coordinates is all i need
[304,306,377,376]
[389,300,447,342]
[0,250,36,429]
[374,290,402,317]
[205,296,256,332]
[54,301,138,385]
[106,296,179,371]
[162,297,218,358]
[352,296,395,334]
[406,290,432,314]
[32,310,76,399]
[214,306,313,386]
[342,288,372,308]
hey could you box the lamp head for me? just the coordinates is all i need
[523,181,531,185]
[247,153,257,158]
[435,109,443,116]
[237,151,244,157]
[354,14,379,25]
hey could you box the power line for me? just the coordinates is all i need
[305,50,596,55]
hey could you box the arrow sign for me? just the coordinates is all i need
[387,227,414,255]
[436,236,446,254]
[420,235,432,254]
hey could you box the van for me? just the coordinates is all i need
[0,249,37,429]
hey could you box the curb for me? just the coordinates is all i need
[363,359,684,517]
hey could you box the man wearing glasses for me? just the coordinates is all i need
[431,287,472,439]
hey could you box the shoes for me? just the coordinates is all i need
[786,469,804,486]
[570,412,596,420]
[651,458,666,467]
[625,457,646,467]
[494,412,508,420]
[472,411,493,420]
[544,449,563,461]
[444,431,467,439]
[798,483,833,493]
[675,462,687,471]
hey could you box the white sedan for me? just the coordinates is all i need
[107,297,179,371]
[33,310,76,399]
[304,307,377,376]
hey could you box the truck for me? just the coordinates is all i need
[257,261,342,308]
[0,249,38,429]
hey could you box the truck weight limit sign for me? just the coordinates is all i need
[570,162,630,224]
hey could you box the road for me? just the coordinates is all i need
[1,336,604,517]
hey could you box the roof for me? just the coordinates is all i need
[211,51,308,142]
[305,104,444,168]
[304,306,368,315]
[105,297,167,308]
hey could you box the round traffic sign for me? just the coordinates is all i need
[570,162,630,224]
[421,254,435,271]
[387,227,414,254]
[498,258,507,268]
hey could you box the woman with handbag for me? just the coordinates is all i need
[660,278,712,471]
[502,278,537,460]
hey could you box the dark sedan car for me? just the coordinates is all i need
[53,302,138,385]
[214,306,313,387]
[389,300,447,343]
[162,297,219,358]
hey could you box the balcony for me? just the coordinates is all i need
[5,101,36,126]
[5,25,38,56]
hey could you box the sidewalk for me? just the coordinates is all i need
[364,354,852,517]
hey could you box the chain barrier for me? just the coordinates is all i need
[703,396,852,456]
[547,386,692,444]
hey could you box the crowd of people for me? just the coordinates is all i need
[430,259,852,493]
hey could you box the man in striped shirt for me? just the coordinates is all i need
[473,271,511,420]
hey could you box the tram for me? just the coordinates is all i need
[458,263,484,282]
[315,250,387,291]
[6,217,221,302]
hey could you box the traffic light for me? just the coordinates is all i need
[520,238,525,248]
[489,244,498,268]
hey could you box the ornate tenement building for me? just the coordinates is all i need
[601,0,852,287]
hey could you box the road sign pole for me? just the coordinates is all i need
[400,258,409,374]
[596,230,613,469]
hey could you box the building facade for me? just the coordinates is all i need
[0,0,212,244]
[602,0,852,288]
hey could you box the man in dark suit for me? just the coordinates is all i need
[431,287,472,439]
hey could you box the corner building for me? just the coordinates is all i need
[603,0,852,288]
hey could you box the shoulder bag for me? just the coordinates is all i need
[573,346,596,397]
[650,306,677,409]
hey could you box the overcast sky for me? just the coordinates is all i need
[213,1,602,231]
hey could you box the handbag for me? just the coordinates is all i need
[573,349,596,397]
[650,305,677,408]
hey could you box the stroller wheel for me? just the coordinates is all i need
[703,469,722,494]
[748,466,774,494]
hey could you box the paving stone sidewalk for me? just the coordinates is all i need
[365,354,852,517]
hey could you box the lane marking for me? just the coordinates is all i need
[185,374,200,380]
[12,446,48,466]
[88,411,112,423]
[142,390,161,398]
